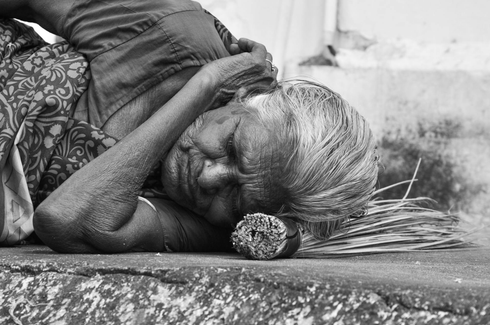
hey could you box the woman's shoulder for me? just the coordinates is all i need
[63,0,232,128]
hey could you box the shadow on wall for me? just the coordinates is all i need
[377,118,487,216]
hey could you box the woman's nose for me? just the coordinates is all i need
[197,159,232,193]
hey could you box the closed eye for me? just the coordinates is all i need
[226,132,235,158]
[231,187,240,216]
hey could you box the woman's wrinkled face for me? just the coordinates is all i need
[162,103,277,228]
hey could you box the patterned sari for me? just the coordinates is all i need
[0,20,121,245]
[1,10,234,246]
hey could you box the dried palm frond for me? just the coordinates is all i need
[231,162,477,260]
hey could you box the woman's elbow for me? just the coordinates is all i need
[33,201,94,253]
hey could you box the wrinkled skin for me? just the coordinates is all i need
[162,103,277,228]
[3,0,278,254]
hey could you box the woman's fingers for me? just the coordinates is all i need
[229,38,263,55]
[237,38,276,81]
[230,38,272,68]
[266,52,273,62]
[272,64,279,79]
[202,37,278,108]
[229,38,276,79]
[265,52,278,78]
[229,43,241,55]
[236,38,267,58]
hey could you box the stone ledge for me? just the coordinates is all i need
[0,246,489,324]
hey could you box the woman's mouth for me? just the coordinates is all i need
[181,150,206,209]
[185,154,196,201]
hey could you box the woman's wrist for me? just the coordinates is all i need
[191,66,232,110]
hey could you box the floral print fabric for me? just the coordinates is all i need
[0,19,90,244]
[0,19,119,245]
[1,19,169,246]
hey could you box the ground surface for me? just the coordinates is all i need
[0,245,489,324]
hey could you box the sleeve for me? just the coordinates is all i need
[60,0,233,128]
[145,198,234,253]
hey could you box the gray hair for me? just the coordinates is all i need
[242,79,379,240]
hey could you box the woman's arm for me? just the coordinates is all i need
[145,198,234,253]
[33,39,274,253]
[34,70,219,253]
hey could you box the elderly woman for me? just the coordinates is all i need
[1,0,378,253]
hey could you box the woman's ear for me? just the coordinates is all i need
[230,83,275,103]
[229,87,249,103]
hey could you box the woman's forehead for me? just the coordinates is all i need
[234,118,285,214]
[208,103,285,214]
[202,103,248,127]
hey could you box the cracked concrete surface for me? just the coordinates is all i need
[0,246,489,324]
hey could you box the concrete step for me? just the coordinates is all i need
[1,246,489,324]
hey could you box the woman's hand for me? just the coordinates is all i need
[200,38,278,108]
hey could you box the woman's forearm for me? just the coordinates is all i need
[34,70,219,252]
[34,38,274,253]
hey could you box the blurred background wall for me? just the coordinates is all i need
[201,0,490,233]
[29,0,490,233]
